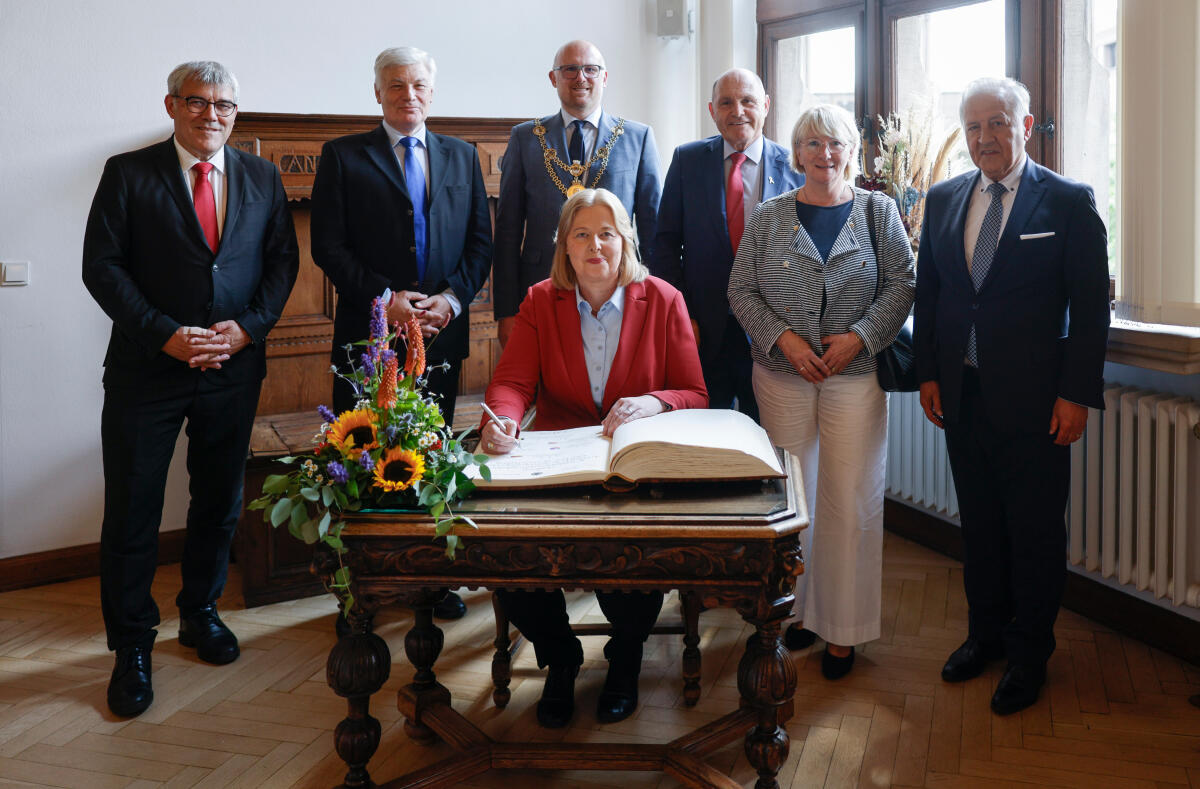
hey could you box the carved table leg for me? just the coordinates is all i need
[680,591,702,706]
[490,593,513,708]
[737,619,797,789]
[400,591,451,743]
[326,607,390,789]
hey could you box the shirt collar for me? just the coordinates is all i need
[978,152,1027,193]
[173,137,226,174]
[382,120,428,149]
[724,135,764,164]
[575,284,625,316]
[561,107,603,130]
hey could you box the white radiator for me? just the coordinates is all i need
[885,386,1200,609]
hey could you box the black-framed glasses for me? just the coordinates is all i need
[172,95,238,117]
[554,64,604,80]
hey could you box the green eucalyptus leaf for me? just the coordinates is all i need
[446,475,457,500]
[321,486,334,507]
[318,510,331,538]
[456,514,479,531]
[332,567,351,588]
[290,500,307,531]
[324,534,344,551]
[479,465,492,482]
[269,498,293,528]
[262,474,291,495]
[300,518,320,544]
[444,534,460,558]
[430,500,445,520]
[300,486,320,502]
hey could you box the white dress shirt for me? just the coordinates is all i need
[723,135,765,239]
[965,153,1027,273]
[381,121,461,317]
[561,107,603,163]
[576,285,625,409]
[174,138,227,238]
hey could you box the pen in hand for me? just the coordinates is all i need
[479,402,520,452]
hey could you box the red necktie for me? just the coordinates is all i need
[192,162,219,253]
[727,152,747,255]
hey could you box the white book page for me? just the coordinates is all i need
[472,424,612,482]
[609,409,782,474]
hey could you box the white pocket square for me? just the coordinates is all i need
[1020,231,1056,240]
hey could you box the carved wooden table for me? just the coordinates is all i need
[314,453,807,789]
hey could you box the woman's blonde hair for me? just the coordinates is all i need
[550,188,648,289]
[790,103,861,182]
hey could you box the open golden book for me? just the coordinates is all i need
[469,409,784,490]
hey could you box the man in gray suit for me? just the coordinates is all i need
[492,39,661,347]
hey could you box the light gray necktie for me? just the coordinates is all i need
[966,182,1008,367]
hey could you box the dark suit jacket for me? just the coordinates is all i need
[649,135,803,365]
[310,125,492,361]
[82,137,299,391]
[491,111,661,319]
[913,159,1110,432]
[484,277,708,431]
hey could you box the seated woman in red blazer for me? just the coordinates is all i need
[481,188,707,730]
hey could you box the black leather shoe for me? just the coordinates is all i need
[821,646,855,680]
[433,591,467,620]
[991,663,1046,715]
[107,645,153,717]
[784,625,818,651]
[596,662,639,724]
[536,664,578,728]
[179,604,239,665]
[941,638,1004,682]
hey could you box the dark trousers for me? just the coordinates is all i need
[100,376,262,651]
[703,314,758,422]
[943,366,1069,667]
[496,589,665,670]
[333,356,461,427]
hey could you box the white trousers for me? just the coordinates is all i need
[753,364,887,646]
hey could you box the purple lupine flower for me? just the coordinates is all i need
[317,404,337,424]
[369,294,389,342]
[359,351,376,379]
[326,460,349,484]
[358,452,375,472]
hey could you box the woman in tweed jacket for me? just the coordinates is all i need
[728,104,915,679]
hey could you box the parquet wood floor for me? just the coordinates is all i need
[0,533,1196,788]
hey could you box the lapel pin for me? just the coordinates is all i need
[768,176,775,184]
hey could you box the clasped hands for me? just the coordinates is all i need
[162,320,248,369]
[778,330,864,383]
[388,290,452,338]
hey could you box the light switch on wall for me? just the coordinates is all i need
[1,261,30,286]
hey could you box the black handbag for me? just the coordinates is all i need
[865,192,919,393]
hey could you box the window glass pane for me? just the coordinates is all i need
[1061,0,1118,273]
[892,0,1007,178]
[773,26,855,146]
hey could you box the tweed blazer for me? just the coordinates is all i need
[728,187,915,376]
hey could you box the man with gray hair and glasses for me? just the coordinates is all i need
[913,76,1109,715]
[311,46,492,620]
[492,39,661,348]
[83,60,299,717]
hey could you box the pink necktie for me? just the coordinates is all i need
[727,152,747,255]
[192,162,219,253]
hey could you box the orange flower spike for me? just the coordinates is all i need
[377,350,398,410]
[404,314,426,379]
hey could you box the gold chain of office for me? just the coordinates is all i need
[532,117,626,197]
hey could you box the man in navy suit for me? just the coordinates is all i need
[492,39,661,347]
[83,61,299,717]
[913,77,1110,715]
[311,47,492,620]
[650,68,803,419]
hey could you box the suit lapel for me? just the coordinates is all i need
[761,141,791,201]
[363,124,410,198]
[541,113,569,168]
[425,130,448,204]
[948,173,978,290]
[602,281,647,409]
[706,138,730,244]
[219,147,245,251]
[980,160,1048,291]
[589,112,616,181]
[154,138,212,253]
[555,287,597,410]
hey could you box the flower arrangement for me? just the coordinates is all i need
[247,291,490,611]
[860,98,963,251]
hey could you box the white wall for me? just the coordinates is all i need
[0,0,755,558]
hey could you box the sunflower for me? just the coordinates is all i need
[373,448,425,492]
[328,409,379,456]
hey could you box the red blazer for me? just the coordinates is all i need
[484,276,708,431]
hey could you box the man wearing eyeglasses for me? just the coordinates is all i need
[82,61,299,718]
[492,39,661,347]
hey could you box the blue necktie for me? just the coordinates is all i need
[400,136,427,281]
[568,119,586,165]
[966,182,1008,367]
